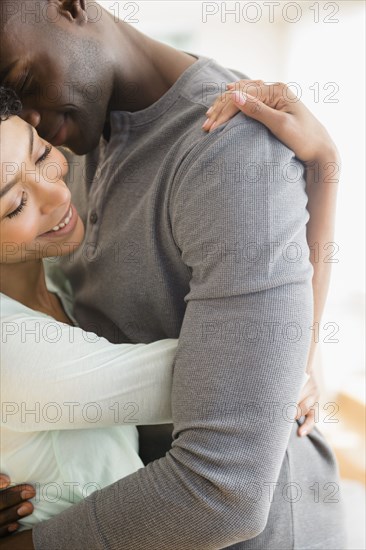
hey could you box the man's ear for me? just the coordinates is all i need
[54,0,88,24]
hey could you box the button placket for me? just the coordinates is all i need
[89,211,98,225]
[86,112,130,250]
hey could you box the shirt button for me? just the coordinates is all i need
[89,211,98,224]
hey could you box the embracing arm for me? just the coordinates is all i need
[1,318,176,431]
[303,150,340,372]
[1,321,176,542]
[31,122,313,549]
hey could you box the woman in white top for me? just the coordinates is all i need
[0,82,336,536]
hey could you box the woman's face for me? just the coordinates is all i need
[0,115,84,263]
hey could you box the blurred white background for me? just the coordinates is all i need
[99,2,365,547]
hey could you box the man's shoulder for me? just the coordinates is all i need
[178,54,250,110]
[172,113,297,196]
[171,56,292,168]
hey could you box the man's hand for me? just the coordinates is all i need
[0,476,35,537]
[0,529,34,549]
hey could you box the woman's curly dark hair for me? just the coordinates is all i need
[0,87,22,122]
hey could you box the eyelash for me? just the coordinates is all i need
[7,145,52,220]
[36,144,53,165]
[7,192,28,219]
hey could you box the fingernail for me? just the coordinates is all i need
[210,122,217,131]
[21,489,35,500]
[301,430,307,437]
[8,523,19,533]
[202,118,210,129]
[232,91,247,106]
[17,504,30,516]
[206,107,213,116]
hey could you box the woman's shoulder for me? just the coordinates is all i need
[0,260,73,323]
[0,291,41,321]
[0,291,56,368]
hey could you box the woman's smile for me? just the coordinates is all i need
[38,203,79,239]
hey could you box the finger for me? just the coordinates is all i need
[202,116,215,132]
[0,485,35,512]
[294,402,304,420]
[298,394,317,417]
[203,93,233,129]
[226,81,266,101]
[0,501,34,528]
[203,105,220,130]
[226,79,262,92]
[206,90,233,115]
[209,101,241,131]
[0,522,20,538]
[205,81,265,123]
[295,400,310,419]
[297,410,316,437]
[232,81,298,106]
[295,397,312,419]
[231,90,286,129]
[0,476,10,490]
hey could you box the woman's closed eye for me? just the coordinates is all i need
[36,144,52,165]
[7,191,28,219]
[5,145,52,220]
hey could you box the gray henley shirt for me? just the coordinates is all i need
[33,55,347,550]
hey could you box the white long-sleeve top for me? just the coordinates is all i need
[0,272,177,529]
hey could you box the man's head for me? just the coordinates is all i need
[0,0,116,154]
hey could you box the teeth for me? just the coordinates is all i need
[51,207,73,232]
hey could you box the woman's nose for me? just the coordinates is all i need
[36,178,71,216]
[41,190,70,216]
[20,108,41,128]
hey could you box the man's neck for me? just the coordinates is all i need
[107,20,197,114]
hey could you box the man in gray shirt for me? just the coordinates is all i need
[0,1,346,548]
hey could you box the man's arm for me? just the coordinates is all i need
[33,119,313,549]
[203,81,341,435]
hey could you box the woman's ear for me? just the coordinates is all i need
[55,0,88,24]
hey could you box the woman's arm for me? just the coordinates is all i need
[1,315,176,431]
[303,151,340,371]
[296,149,340,434]
[203,80,340,435]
